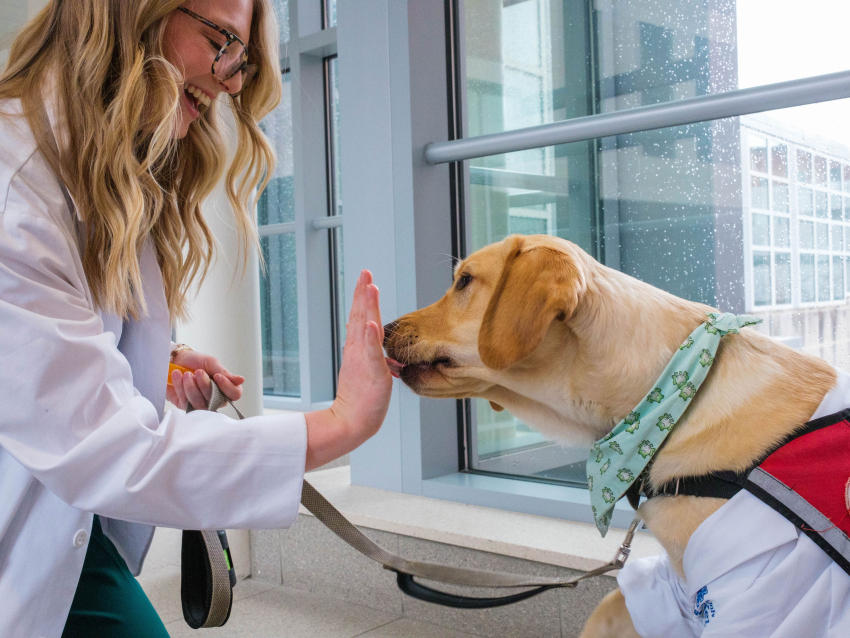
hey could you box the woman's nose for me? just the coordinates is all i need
[218,72,243,97]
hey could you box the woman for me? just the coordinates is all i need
[0,0,393,635]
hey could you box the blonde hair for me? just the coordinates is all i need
[0,0,281,319]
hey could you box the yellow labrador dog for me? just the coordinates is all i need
[383,233,837,637]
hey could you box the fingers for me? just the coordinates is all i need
[171,356,244,409]
[348,272,368,329]
[171,369,188,409]
[346,271,375,347]
[365,284,383,341]
[214,373,243,402]
[183,371,208,409]
[365,321,386,362]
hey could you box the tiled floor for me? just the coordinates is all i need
[138,527,482,638]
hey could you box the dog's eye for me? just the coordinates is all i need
[456,273,473,291]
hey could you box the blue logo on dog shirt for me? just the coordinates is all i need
[694,586,716,626]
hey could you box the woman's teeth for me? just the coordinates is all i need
[184,84,211,108]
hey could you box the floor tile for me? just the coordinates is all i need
[164,586,398,638]
[398,536,563,638]
[559,569,618,638]
[279,515,403,615]
[139,566,278,625]
[141,526,183,571]
[354,617,484,638]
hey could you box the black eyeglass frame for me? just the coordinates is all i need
[177,6,257,90]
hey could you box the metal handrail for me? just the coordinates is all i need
[425,70,850,165]
[312,215,343,230]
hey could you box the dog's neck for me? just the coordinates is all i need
[494,262,837,577]
[569,263,837,576]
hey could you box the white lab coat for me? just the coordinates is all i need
[618,369,850,637]
[0,97,308,638]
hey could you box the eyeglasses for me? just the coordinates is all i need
[178,7,258,93]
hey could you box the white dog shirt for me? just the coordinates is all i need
[618,368,850,638]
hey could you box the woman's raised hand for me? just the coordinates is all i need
[304,270,393,471]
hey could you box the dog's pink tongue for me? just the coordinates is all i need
[385,358,405,378]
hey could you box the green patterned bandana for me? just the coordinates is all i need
[587,312,762,536]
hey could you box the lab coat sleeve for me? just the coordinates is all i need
[0,165,308,531]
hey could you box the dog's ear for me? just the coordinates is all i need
[478,237,585,370]
[489,401,505,412]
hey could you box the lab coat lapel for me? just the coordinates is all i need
[100,239,171,574]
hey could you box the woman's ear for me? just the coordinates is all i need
[478,236,585,370]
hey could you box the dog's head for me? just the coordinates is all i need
[383,234,605,436]
[384,233,709,443]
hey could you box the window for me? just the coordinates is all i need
[258,71,299,397]
[258,0,340,410]
[325,56,344,377]
[453,0,850,489]
[323,0,336,28]
[330,0,850,523]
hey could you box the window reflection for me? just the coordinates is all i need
[461,0,850,487]
[258,71,300,397]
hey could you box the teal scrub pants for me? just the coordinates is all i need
[62,516,170,638]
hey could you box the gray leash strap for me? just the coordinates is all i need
[211,382,642,607]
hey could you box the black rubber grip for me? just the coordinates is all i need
[396,573,556,609]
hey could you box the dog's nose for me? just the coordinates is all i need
[383,321,399,346]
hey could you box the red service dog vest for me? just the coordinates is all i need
[648,409,850,576]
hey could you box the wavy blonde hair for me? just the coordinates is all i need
[0,0,281,319]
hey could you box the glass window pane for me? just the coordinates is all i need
[815,156,827,186]
[458,0,850,486]
[817,254,831,301]
[771,143,788,178]
[775,253,791,304]
[751,177,768,209]
[273,0,289,44]
[801,254,816,302]
[832,225,844,251]
[817,223,830,250]
[772,182,789,212]
[833,256,845,300]
[832,194,844,220]
[326,57,345,371]
[752,213,770,245]
[830,160,842,190]
[258,72,294,225]
[798,188,814,216]
[774,217,790,248]
[324,0,336,27]
[799,220,815,249]
[750,135,767,172]
[846,198,850,222]
[260,233,300,397]
[258,68,299,399]
[797,151,812,183]
[846,226,850,251]
[753,252,771,306]
[816,191,829,218]
[845,165,850,193]
[844,257,850,296]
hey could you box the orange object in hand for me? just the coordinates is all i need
[167,362,194,386]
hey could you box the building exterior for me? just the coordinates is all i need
[742,114,850,369]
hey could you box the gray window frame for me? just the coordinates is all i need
[261,0,339,411]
